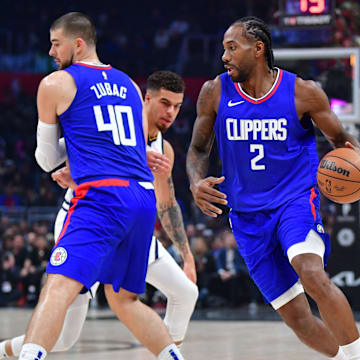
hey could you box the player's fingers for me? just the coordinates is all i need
[200,186,227,200]
[206,176,225,185]
[205,202,223,215]
[197,191,227,205]
[197,200,222,216]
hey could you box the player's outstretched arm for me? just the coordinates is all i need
[154,140,196,283]
[295,77,360,153]
[186,78,227,217]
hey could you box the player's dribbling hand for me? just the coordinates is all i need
[147,151,171,174]
[345,141,360,156]
[51,166,77,190]
[190,176,227,217]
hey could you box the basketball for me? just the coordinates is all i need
[317,147,360,204]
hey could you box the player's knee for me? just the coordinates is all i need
[184,282,199,305]
[41,275,82,307]
[105,285,138,308]
[298,266,330,297]
[168,280,198,307]
[282,311,314,337]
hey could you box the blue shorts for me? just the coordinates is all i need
[46,178,156,294]
[229,187,331,303]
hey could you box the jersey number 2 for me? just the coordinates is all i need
[250,144,265,170]
[93,105,136,146]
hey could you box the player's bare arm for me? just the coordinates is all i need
[154,140,196,283]
[186,77,228,217]
[295,77,360,152]
[35,71,76,172]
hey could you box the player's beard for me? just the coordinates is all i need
[155,122,169,134]
[58,51,75,70]
[230,67,250,83]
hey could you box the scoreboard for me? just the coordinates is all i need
[280,0,335,27]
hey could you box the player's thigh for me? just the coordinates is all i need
[277,188,331,267]
[230,210,299,306]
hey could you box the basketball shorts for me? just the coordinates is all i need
[229,187,331,305]
[46,178,156,294]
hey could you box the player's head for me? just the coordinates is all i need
[222,16,274,82]
[49,12,97,70]
[145,71,185,133]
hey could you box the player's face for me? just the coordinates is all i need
[145,89,184,133]
[222,25,255,83]
[49,28,75,70]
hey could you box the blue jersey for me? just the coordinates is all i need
[59,62,153,184]
[214,69,319,211]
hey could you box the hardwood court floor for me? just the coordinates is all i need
[0,307,352,359]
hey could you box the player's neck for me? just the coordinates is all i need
[74,52,102,65]
[240,66,277,99]
[148,122,158,140]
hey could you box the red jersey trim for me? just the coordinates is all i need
[54,178,129,247]
[234,69,283,104]
[78,178,129,190]
[74,62,112,70]
[309,187,317,221]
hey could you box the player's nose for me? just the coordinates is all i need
[222,50,230,63]
[49,45,55,57]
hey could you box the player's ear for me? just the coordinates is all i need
[144,93,151,103]
[75,37,85,51]
[254,41,265,59]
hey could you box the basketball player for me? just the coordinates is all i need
[186,16,360,360]
[13,12,184,360]
[0,71,198,359]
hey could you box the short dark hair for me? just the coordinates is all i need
[232,16,274,69]
[147,71,185,93]
[51,12,97,47]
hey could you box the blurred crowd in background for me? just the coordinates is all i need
[0,0,359,309]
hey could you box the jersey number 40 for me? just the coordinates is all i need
[93,105,137,146]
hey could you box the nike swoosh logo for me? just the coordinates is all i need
[228,100,244,107]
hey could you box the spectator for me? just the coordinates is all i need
[215,231,261,308]
[192,236,217,308]
[0,251,22,306]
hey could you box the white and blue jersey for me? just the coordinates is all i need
[215,69,330,305]
[215,68,318,212]
[59,62,153,184]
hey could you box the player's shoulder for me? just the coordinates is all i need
[200,75,221,97]
[295,77,323,99]
[197,75,221,111]
[39,70,75,93]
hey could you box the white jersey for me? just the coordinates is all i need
[54,131,165,264]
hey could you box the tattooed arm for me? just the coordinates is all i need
[186,77,228,217]
[154,140,196,283]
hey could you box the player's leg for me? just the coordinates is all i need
[229,205,344,359]
[276,189,359,358]
[275,285,345,358]
[146,243,198,345]
[105,286,180,356]
[1,190,90,359]
[102,182,184,359]
[18,274,83,360]
[0,288,92,358]
[291,252,360,357]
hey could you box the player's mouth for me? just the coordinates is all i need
[160,118,172,125]
[224,64,236,75]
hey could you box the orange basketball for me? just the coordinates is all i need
[317,147,360,204]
